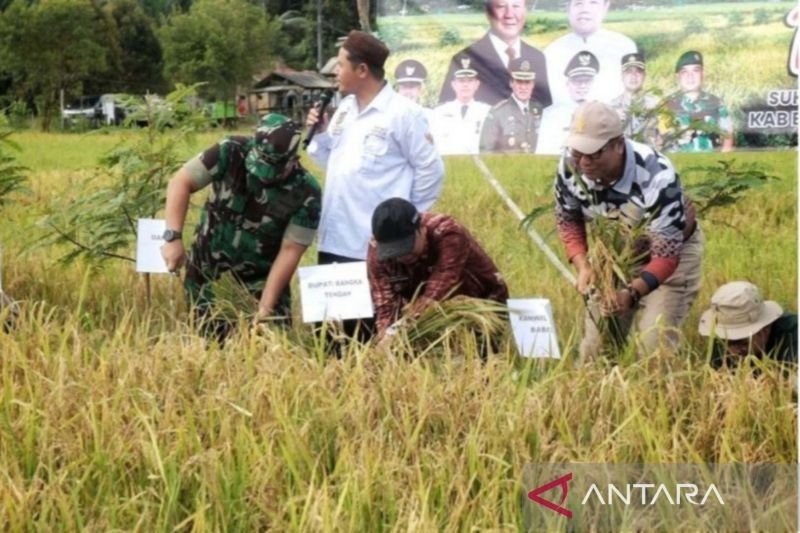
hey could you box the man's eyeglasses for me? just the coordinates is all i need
[568,137,620,163]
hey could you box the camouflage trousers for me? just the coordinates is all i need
[184,244,291,339]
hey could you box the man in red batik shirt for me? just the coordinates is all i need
[366,197,509,340]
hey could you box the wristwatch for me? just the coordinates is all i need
[162,228,183,242]
[626,285,642,305]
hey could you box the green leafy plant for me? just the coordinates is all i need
[40,84,207,264]
[726,11,744,27]
[682,159,776,221]
[0,121,28,207]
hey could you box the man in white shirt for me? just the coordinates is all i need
[305,30,445,339]
[544,0,636,106]
[537,51,599,155]
[431,55,491,155]
[438,0,551,108]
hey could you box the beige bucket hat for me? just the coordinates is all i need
[698,281,783,340]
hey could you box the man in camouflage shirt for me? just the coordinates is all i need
[663,51,733,152]
[480,57,543,153]
[366,198,508,338]
[161,114,321,336]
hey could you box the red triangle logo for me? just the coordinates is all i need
[527,472,573,518]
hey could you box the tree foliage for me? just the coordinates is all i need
[0,0,111,130]
[100,0,168,95]
[159,0,280,100]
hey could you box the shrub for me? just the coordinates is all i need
[439,28,462,47]
[753,8,770,25]
[683,17,705,35]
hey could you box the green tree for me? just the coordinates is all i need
[99,0,167,95]
[159,0,279,106]
[260,0,363,69]
[0,0,111,131]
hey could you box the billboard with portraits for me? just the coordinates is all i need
[377,0,798,155]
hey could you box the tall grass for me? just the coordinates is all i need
[0,134,795,529]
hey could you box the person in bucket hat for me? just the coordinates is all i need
[554,101,704,359]
[367,198,508,340]
[161,113,321,340]
[699,281,797,364]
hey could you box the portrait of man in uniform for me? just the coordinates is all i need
[609,52,661,147]
[432,55,492,155]
[537,50,599,154]
[480,57,542,153]
[664,50,734,152]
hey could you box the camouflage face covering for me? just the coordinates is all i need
[245,113,302,182]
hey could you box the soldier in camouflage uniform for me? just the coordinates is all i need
[161,114,321,337]
[663,51,733,152]
[480,57,542,153]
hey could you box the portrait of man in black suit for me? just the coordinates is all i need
[438,0,552,108]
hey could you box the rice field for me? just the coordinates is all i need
[0,128,796,530]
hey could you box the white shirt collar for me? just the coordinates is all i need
[511,94,528,113]
[488,32,521,68]
[358,82,393,115]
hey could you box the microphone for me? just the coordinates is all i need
[303,90,335,150]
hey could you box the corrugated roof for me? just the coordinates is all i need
[254,70,334,90]
[320,57,338,76]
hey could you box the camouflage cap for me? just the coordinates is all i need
[509,57,536,81]
[453,54,479,78]
[246,113,302,181]
[565,50,599,78]
[621,52,645,71]
[254,113,302,160]
[675,50,703,72]
[395,59,428,83]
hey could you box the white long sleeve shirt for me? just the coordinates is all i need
[431,99,491,155]
[308,83,445,260]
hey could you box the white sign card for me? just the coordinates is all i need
[135,218,170,274]
[507,298,561,359]
[298,262,374,323]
